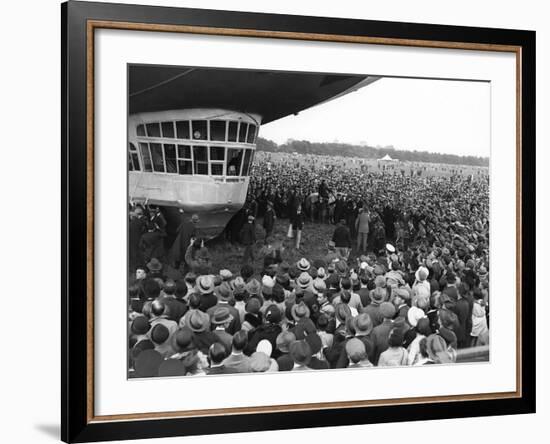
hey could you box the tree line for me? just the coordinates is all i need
[256,138,489,167]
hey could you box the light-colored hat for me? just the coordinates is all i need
[297,258,311,271]
[297,272,313,289]
[407,306,427,327]
[415,266,429,281]
[249,352,271,372]
[219,269,233,280]
[313,278,327,292]
[291,301,310,321]
[256,339,273,357]
[197,275,215,294]
[386,243,396,253]
[262,275,275,288]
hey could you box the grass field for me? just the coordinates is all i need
[206,217,339,276]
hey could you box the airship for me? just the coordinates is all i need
[128,65,379,237]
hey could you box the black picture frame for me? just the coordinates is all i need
[62,1,536,442]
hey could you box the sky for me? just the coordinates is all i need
[260,77,490,158]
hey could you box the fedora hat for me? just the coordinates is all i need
[171,327,195,353]
[353,313,373,335]
[197,275,215,294]
[415,266,429,281]
[214,282,232,300]
[297,258,311,272]
[407,306,427,327]
[276,331,296,353]
[379,302,396,319]
[289,340,312,366]
[219,269,233,280]
[245,279,261,295]
[291,302,310,322]
[297,272,312,289]
[211,307,233,325]
[187,310,210,333]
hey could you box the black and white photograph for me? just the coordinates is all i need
[127,64,490,378]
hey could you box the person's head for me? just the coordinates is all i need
[188,293,201,310]
[208,343,227,366]
[191,214,200,224]
[416,317,432,336]
[438,308,458,330]
[232,330,248,352]
[340,290,351,305]
[151,323,169,345]
[143,278,161,300]
[388,328,405,348]
[345,338,367,364]
[340,277,351,291]
[135,268,147,280]
[151,300,165,317]
[392,290,407,308]
[163,279,176,296]
[379,301,396,320]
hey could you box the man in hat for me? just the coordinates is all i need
[346,338,373,368]
[392,287,411,320]
[207,283,241,334]
[289,340,313,371]
[210,307,234,354]
[187,310,219,354]
[196,275,218,312]
[371,302,396,364]
[240,215,257,264]
[353,313,375,363]
[146,258,164,281]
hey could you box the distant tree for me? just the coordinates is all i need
[254,138,489,167]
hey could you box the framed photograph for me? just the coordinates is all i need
[62,1,535,442]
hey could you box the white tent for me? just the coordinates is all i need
[378,154,398,161]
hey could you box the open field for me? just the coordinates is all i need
[207,218,340,276]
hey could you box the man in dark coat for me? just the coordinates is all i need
[169,213,200,268]
[129,206,146,272]
[371,302,396,364]
[262,201,276,243]
[244,305,283,356]
[240,215,257,264]
[332,219,352,260]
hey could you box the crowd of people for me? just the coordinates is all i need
[128,152,490,377]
